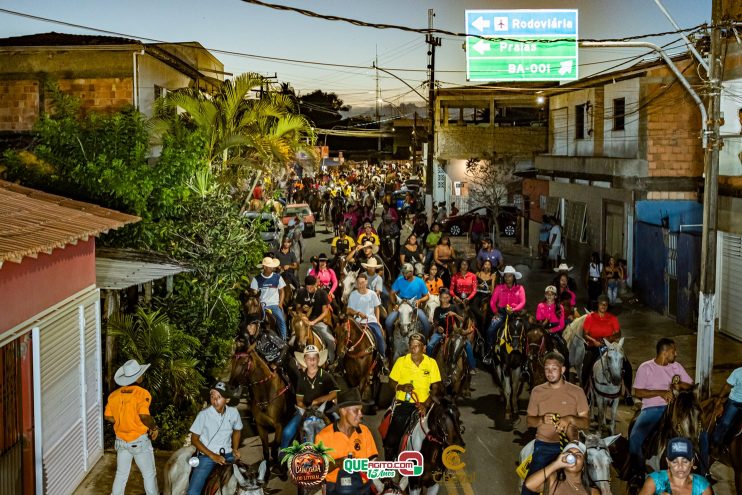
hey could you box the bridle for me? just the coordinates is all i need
[233,349,290,410]
[585,442,612,484]
[343,319,374,358]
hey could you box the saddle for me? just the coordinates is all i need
[203,463,239,495]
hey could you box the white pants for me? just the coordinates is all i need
[112,434,158,495]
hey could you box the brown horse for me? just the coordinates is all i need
[335,316,378,404]
[433,313,473,400]
[524,324,547,390]
[289,306,325,352]
[229,345,291,468]
[701,394,741,493]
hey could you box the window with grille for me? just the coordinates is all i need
[613,98,625,131]
[667,233,678,278]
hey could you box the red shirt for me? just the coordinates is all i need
[583,312,620,340]
[450,272,478,300]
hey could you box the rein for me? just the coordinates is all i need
[234,350,290,409]
[591,347,623,399]
[344,319,374,357]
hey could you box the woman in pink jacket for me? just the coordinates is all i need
[484,266,526,365]
[308,253,338,300]
[535,285,570,370]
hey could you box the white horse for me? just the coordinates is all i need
[589,338,625,435]
[563,314,589,384]
[297,402,328,444]
[518,432,620,495]
[392,298,421,363]
[164,446,267,495]
[425,293,440,322]
[340,269,359,304]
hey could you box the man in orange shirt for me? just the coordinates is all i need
[315,388,378,495]
[104,359,159,495]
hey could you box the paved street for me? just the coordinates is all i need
[74,218,741,495]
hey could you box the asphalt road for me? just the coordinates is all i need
[236,220,527,494]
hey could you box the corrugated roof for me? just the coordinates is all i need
[0,32,141,47]
[0,180,140,265]
[96,248,189,290]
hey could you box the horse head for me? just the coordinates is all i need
[429,395,465,448]
[583,432,620,495]
[232,459,267,494]
[241,288,262,317]
[229,343,257,393]
[297,402,328,444]
[397,299,417,332]
[666,385,702,452]
[600,338,625,386]
[341,269,358,304]
[373,477,409,494]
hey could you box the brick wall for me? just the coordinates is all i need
[0,80,40,131]
[54,77,133,113]
[645,75,704,178]
[437,126,547,160]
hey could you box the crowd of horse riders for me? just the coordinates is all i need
[224,163,742,495]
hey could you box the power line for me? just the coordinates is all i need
[238,0,708,43]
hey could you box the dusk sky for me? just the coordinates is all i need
[0,0,710,114]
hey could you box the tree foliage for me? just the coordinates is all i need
[465,152,522,238]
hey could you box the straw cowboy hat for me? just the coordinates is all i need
[553,263,574,273]
[500,265,523,280]
[361,257,382,269]
[114,359,151,386]
[294,345,328,368]
[257,256,280,269]
[360,240,379,254]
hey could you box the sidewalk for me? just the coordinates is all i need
[498,237,742,495]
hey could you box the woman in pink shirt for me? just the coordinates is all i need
[536,285,570,370]
[308,253,338,300]
[484,266,526,365]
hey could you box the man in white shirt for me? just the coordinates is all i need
[547,220,563,270]
[346,272,388,373]
[250,257,287,339]
[187,382,243,495]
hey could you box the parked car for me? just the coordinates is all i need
[442,205,520,238]
[244,211,283,252]
[282,203,316,237]
[392,189,423,213]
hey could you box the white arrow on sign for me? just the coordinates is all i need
[471,16,490,32]
[558,60,574,75]
[472,39,491,55]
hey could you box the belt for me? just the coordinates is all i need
[590,277,600,281]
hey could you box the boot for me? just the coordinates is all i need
[482,345,494,366]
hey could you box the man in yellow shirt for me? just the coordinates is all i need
[384,333,441,461]
[356,223,380,246]
[315,388,378,495]
[104,360,159,495]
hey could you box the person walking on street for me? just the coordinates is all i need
[187,381,243,495]
[476,237,504,272]
[602,256,623,305]
[628,338,693,485]
[524,352,589,495]
[315,388,379,495]
[104,360,159,495]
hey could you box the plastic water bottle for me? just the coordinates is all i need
[404,381,413,401]
[565,454,576,465]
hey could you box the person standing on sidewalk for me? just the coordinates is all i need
[104,359,159,495]
[585,252,603,311]
[524,351,589,495]
[188,381,243,495]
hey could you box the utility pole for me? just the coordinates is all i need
[413,111,418,171]
[376,47,382,155]
[426,8,441,222]
[696,0,723,399]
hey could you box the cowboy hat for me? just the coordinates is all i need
[257,256,280,269]
[361,240,379,254]
[334,387,363,409]
[361,257,382,269]
[500,265,522,280]
[294,345,328,368]
[553,263,574,273]
[317,253,329,262]
[401,262,414,274]
[114,359,151,386]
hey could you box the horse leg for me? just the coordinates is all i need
[503,367,513,421]
[610,398,619,435]
[257,424,271,467]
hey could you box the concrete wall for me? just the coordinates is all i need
[548,181,632,253]
[719,196,742,235]
[603,78,640,158]
[436,126,547,160]
[548,87,599,156]
[535,154,648,178]
[137,53,194,117]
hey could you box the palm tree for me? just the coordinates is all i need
[108,307,204,407]
[150,73,317,188]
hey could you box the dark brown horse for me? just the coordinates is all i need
[524,324,547,390]
[334,316,378,405]
[289,306,325,352]
[701,394,741,493]
[434,313,473,400]
[229,345,291,468]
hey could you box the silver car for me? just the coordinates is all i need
[244,212,284,253]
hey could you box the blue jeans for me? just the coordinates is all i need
[385,309,430,337]
[280,411,303,449]
[188,452,235,495]
[426,332,477,369]
[607,279,619,303]
[629,406,666,459]
[265,305,287,340]
[486,309,508,345]
[712,399,742,444]
[366,322,386,357]
[522,440,561,495]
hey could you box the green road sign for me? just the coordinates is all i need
[465,10,579,82]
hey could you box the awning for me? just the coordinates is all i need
[95,248,189,290]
